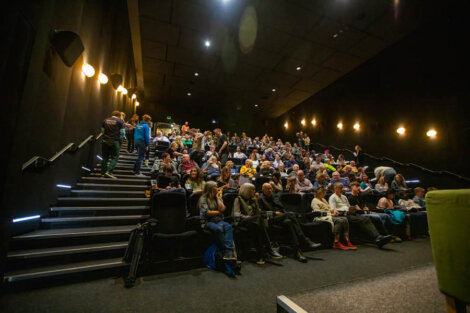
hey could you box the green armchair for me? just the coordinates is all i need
[426,189,470,313]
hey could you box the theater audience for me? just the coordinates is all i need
[233,146,247,159]
[285,176,298,194]
[312,186,356,250]
[185,167,205,193]
[153,131,169,143]
[330,171,350,192]
[178,154,198,175]
[374,166,397,186]
[277,163,288,178]
[391,174,408,193]
[233,183,283,265]
[204,145,219,161]
[202,156,220,179]
[413,187,426,209]
[167,142,183,160]
[156,165,181,191]
[217,166,237,189]
[314,173,330,190]
[296,170,314,193]
[336,154,346,166]
[360,174,372,193]
[374,176,389,193]
[258,161,274,177]
[270,172,283,193]
[239,159,256,185]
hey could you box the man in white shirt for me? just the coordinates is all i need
[329,183,391,248]
[153,131,170,143]
[296,170,314,193]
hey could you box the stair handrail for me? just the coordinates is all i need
[311,142,470,182]
[22,132,103,171]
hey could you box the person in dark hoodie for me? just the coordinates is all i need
[101,110,125,179]
[133,114,151,177]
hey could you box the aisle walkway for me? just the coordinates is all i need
[0,239,434,313]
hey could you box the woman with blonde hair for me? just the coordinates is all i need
[234,183,282,265]
[199,181,236,260]
[239,159,256,185]
[285,176,298,194]
[174,136,185,150]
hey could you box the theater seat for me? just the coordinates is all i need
[426,189,470,311]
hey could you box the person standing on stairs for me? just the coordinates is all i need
[101,110,125,179]
[133,114,152,177]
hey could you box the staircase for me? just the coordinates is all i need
[3,143,154,285]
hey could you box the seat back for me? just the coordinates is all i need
[426,189,470,305]
[228,158,243,166]
[279,193,302,214]
[254,176,271,192]
[301,193,315,213]
[222,193,238,218]
[151,191,187,234]
[189,192,202,217]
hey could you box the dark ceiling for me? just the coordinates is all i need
[138,0,426,119]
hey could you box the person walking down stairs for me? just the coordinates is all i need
[101,111,125,179]
[133,114,152,177]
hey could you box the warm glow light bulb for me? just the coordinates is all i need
[98,73,108,84]
[311,119,316,126]
[301,119,306,126]
[284,122,288,129]
[397,127,406,135]
[353,123,360,131]
[132,94,136,99]
[426,129,437,138]
[135,101,140,107]
[82,64,95,77]
[117,85,123,92]
[337,122,343,129]
[121,87,128,95]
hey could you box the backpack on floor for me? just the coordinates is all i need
[204,244,240,277]
[384,209,406,224]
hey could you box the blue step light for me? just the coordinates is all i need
[13,215,40,223]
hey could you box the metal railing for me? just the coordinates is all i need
[22,133,103,171]
[312,142,470,182]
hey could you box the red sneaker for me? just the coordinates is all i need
[346,241,357,250]
[333,242,349,250]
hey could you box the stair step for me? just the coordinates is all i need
[70,190,146,197]
[95,165,151,171]
[81,177,149,184]
[8,242,128,260]
[56,197,150,205]
[41,215,149,223]
[90,173,150,179]
[3,258,126,283]
[13,225,135,241]
[50,206,150,212]
[76,183,148,190]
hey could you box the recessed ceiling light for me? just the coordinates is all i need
[187,92,192,96]
[194,72,199,76]
[254,104,258,107]
[333,33,338,38]
[272,88,276,92]
[296,66,301,71]
[204,40,211,47]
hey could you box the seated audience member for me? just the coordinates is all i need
[258,161,274,177]
[233,146,247,159]
[391,174,408,193]
[264,148,274,161]
[329,183,392,248]
[185,167,205,193]
[202,156,220,179]
[156,165,181,191]
[273,154,282,169]
[316,165,331,180]
[336,154,346,166]
[296,170,314,193]
[314,173,330,190]
[399,191,428,237]
[225,160,238,174]
[174,136,185,150]
[153,131,170,143]
[217,166,237,189]
[330,171,350,192]
[259,183,320,262]
[345,161,358,173]
[204,145,219,161]
[289,164,300,177]
[199,182,236,261]
[398,192,422,211]
[155,152,178,174]
[249,149,260,168]
[182,134,193,146]
[270,172,283,193]
[167,142,183,160]
[342,165,355,178]
[374,176,389,193]
[233,183,283,265]
[285,176,298,194]
[277,163,288,178]
[168,131,177,141]
[374,166,397,186]
[360,174,373,192]
[301,156,311,172]
[413,187,426,209]
[306,164,318,183]
[323,159,337,173]
[348,182,398,240]
[239,159,256,185]
[178,154,198,176]
[285,155,298,169]
[312,186,356,250]
[312,155,323,170]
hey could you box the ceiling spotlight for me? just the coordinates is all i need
[272,88,276,92]
[121,87,128,95]
[426,129,437,138]
[116,85,123,92]
[311,119,316,126]
[212,119,217,124]
[194,72,199,77]
[135,101,140,107]
[353,123,360,131]
[132,94,136,99]
[82,63,95,77]
[397,127,406,135]
[204,40,211,47]
[301,119,306,126]
[284,122,288,129]
[187,92,192,96]
[337,122,343,130]
[98,73,108,84]
[333,33,338,38]
[296,66,301,71]
[254,104,258,107]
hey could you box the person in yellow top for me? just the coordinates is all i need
[342,160,358,173]
[239,159,256,185]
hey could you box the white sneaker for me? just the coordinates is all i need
[134,173,146,177]
[105,172,118,179]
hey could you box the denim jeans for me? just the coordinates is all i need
[205,220,234,258]
[133,140,146,174]
[363,213,390,235]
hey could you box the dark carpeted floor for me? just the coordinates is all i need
[0,239,437,313]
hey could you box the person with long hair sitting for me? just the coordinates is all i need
[199,181,236,261]
[217,166,237,189]
[185,167,205,193]
[233,183,283,265]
